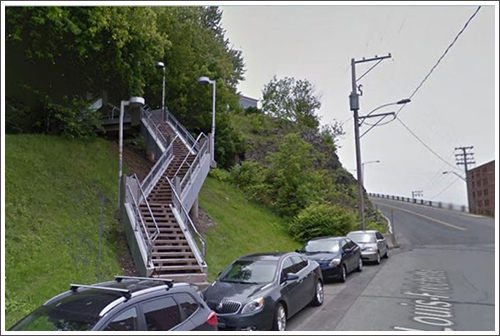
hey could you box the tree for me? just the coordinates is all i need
[261,76,321,129]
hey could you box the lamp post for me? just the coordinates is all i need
[197,76,216,167]
[352,98,410,230]
[361,160,380,183]
[118,97,145,212]
[156,61,166,121]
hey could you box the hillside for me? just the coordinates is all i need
[4,135,128,328]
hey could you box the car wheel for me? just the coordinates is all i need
[311,280,324,306]
[272,303,287,331]
[375,252,381,265]
[356,257,363,272]
[383,245,389,259]
[339,264,347,283]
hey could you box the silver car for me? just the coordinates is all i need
[347,230,389,265]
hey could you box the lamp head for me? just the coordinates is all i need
[198,76,212,85]
[156,61,165,69]
[128,97,145,109]
[397,98,411,104]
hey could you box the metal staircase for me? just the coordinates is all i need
[121,107,211,288]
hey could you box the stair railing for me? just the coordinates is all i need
[167,177,207,269]
[179,135,209,193]
[172,133,205,181]
[164,109,199,153]
[141,135,177,200]
[142,108,170,149]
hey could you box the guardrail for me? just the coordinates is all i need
[368,193,469,213]
[141,135,177,199]
[142,108,170,149]
[179,136,209,194]
[164,109,199,153]
[167,177,207,271]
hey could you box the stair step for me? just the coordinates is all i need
[154,239,189,245]
[152,258,198,264]
[152,252,194,257]
[151,265,203,272]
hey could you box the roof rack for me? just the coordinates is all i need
[114,275,174,289]
[70,284,131,300]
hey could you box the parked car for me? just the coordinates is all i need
[201,252,323,331]
[9,276,217,331]
[297,236,363,282]
[347,230,389,264]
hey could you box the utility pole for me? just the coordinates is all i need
[455,146,475,211]
[350,54,391,230]
[412,190,423,199]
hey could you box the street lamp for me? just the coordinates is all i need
[118,97,145,211]
[353,99,410,230]
[197,76,216,167]
[156,61,166,121]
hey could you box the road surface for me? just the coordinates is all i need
[289,197,496,331]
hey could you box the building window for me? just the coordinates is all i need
[472,191,476,198]
[484,188,488,196]
[477,190,482,197]
[478,200,483,207]
[472,181,475,188]
[477,180,482,187]
[485,199,489,207]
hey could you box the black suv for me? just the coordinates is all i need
[9,276,217,331]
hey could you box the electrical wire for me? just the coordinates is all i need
[396,6,482,118]
[396,118,461,171]
[430,176,461,200]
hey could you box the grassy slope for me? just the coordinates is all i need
[5,135,124,328]
[199,177,301,281]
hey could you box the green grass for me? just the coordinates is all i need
[199,177,301,281]
[5,135,124,328]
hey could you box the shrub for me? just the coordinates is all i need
[208,168,231,183]
[289,204,357,243]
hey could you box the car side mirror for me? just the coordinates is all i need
[285,273,299,282]
[295,249,301,253]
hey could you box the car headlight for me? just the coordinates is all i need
[329,258,341,267]
[364,247,376,252]
[241,297,265,314]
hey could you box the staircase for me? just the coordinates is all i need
[121,107,211,288]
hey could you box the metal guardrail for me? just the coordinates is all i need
[141,135,177,199]
[368,193,469,213]
[179,136,209,194]
[172,133,206,183]
[164,109,199,153]
[142,108,170,149]
[126,182,153,263]
[167,177,207,267]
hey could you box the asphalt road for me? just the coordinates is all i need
[289,197,496,331]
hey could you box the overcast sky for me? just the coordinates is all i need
[221,3,498,206]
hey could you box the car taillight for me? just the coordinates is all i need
[207,311,218,326]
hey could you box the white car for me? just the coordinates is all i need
[347,230,389,265]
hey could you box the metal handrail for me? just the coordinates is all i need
[172,133,205,180]
[167,178,207,261]
[164,109,198,152]
[126,183,153,261]
[180,137,209,193]
[134,173,160,243]
[142,108,170,149]
[141,135,177,198]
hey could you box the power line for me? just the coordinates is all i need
[396,6,482,118]
[430,176,460,200]
[396,117,460,171]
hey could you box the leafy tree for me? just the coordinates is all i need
[262,76,321,129]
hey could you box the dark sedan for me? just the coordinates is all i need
[298,236,363,282]
[201,252,323,331]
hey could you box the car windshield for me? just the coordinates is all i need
[9,293,113,331]
[348,232,376,243]
[220,260,277,284]
[303,239,340,253]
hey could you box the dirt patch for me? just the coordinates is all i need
[192,208,215,235]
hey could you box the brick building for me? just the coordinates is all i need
[467,160,495,217]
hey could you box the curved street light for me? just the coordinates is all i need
[198,76,216,167]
